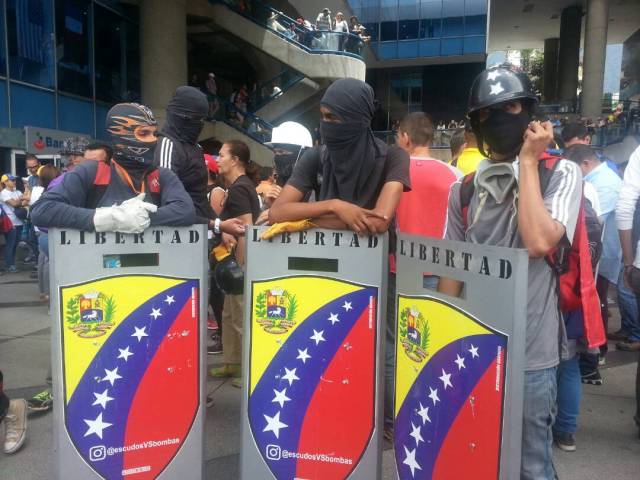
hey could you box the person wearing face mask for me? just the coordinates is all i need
[438,65,583,479]
[31,103,195,232]
[156,86,245,239]
[269,78,410,234]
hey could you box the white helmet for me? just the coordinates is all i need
[268,121,313,148]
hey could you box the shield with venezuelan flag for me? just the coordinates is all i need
[60,275,200,479]
[394,295,508,480]
[248,276,378,479]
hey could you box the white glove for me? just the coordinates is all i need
[93,194,158,233]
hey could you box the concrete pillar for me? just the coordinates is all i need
[140,0,187,120]
[581,0,610,118]
[543,38,559,103]
[557,5,582,109]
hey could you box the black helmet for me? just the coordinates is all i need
[213,256,244,295]
[468,64,538,115]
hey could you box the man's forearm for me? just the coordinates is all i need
[620,229,635,266]
[438,277,463,297]
[269,199,338,224]
[517,161,565,257]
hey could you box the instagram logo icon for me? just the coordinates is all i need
[89,445,107,462]
[266,444,281,461]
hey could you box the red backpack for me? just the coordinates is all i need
[459,153,605,349]
[87,161,162,209]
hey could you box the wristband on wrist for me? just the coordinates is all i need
[214,218,221,235]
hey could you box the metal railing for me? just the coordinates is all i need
[210,95,274,144]
[250,68,305,111]
[211,0,366,58]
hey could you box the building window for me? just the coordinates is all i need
[124,19,140,102]
[465,15,486,35]
[94,4,122,103]
[398,19,418,40]
[6,0,55,88]
[419,18,441,39]
[55,0,91,98]
[380,21,397,42]
[0,0,7,77]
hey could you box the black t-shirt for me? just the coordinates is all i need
[221,175,260,223]
[287,143,411,208]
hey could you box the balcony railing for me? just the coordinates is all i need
[209,96,274,145]
[211,0,366,59]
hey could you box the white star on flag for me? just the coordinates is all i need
[402,445,422,478]
[132,326,148,342]
[428,386,440,405]
[328,313,340,325]
[117,346,134,362]
[409,421,424,447]
[263,411,288,439]
[469,344,479,358]
[272,388,291,408]
[92,389,114,409]
[102,367,122,386]
[487,70,501,81]
[296,348,311,364]
[417,402,431,425]
[454,354,466,370]
[149,308,162,320]
[310,329,326,345]
[439,369,453,390]
[164,295,175,305]
[83,412,112,439]
[342,301,353,311]
[282,367,300,386]
[489,82,505,95]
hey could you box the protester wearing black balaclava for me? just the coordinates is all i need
[155,86,214,225]
[318,78,386,208]
[269,77,410,236]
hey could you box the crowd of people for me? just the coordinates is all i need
[0,65,638,480]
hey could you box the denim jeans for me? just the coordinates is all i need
[521,366,557,480]
[3,225,23,268]
[618,268,640,341]
[554,355,581,435]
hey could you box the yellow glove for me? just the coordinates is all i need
[211,244,232,262]
[260,219,317,240]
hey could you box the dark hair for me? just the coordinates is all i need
[450,129,466,157]
[398,112,434,147]
[38,164,61,189]
[225,140,259,184]
[564,144,599,165]
[85,142,113,161]
[561,122,589,143]
[258,166,274,181]
[25,153,40,164]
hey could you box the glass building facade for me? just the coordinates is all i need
[0,0,140,139]
[348,0,487,60]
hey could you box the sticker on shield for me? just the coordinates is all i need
[394,295,508,480]
[60,275,200,479]
[248,276,378,479]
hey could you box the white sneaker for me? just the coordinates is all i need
[3,398,27,454]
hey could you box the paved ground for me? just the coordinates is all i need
[1,265,639,479]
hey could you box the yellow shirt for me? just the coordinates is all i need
[455,147,485,175]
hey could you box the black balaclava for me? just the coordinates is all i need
[106,103,158,178]
[162,86,209,144]
[319,78,385,208]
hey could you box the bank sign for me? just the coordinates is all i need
[24,126,90,155]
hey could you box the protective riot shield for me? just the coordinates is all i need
[240,227,388,480]
[49,226,208,480]
[393,234,528,480]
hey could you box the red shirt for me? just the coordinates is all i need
[391,156,461,272]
